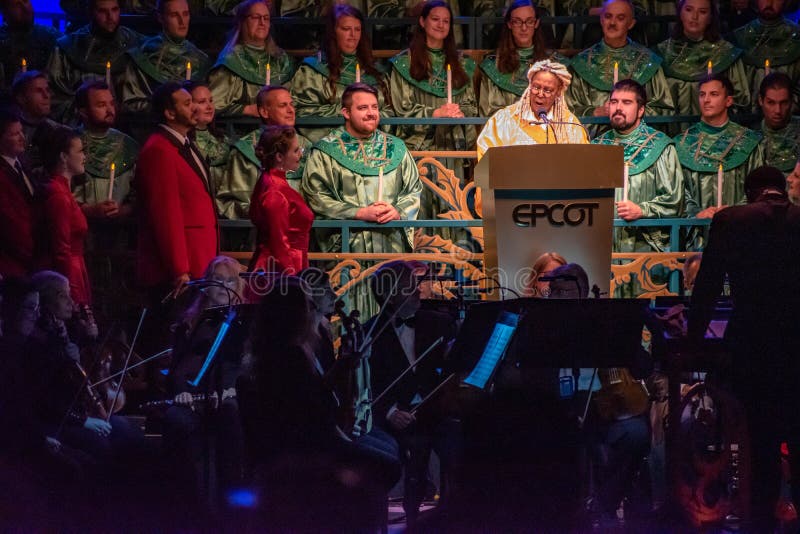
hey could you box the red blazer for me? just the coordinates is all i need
[43,175,92,305]
[248,169,313,275]
[0,158,40,278]
[135,128,218,287]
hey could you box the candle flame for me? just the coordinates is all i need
[106,61,111,69]
[111,162,116,171]
[447,63,451,71]
[187,61,191,69]
[708,60,713,69]
[22,58,26,67]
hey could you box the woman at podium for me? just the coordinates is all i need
[477,59,588,160]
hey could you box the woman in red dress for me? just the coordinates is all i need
[249,125,313,275]
[42,127,92,307]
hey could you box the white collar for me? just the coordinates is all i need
[160,124,188,145]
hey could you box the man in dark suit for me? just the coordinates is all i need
[0,108,40,278]
[135,81,218,295]
[366,260,460,526]
[689,165,800,531]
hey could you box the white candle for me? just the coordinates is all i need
[707,60,713,76]
[265,63,271,86]
[446,63,452,105]
[716,164,723,208]
[108,162,116,202]
[613,62,619,85]
[622,161,629,202]
[105,61,111,86]
[355,62,361,83]
[21,58,27,73]
[765,59,771,75]
[186,61,191,81]
[377,166,384,202]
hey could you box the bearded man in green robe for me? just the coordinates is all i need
[74,80,138,218]
[733,0,800,111]
[301,83,422,255]
[593,79,684,252]
[566,0,674,129]
[757,72,800,173]
[47,0,144,123]
[217,86,310,218]
[0,0,61,90]
[120,0,210,113]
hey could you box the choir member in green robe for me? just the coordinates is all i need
[674,75,763,249]
[302,83,422,256]
[291,3,391,143]
[732,0,800,111]
[0,0,61,90]
[365,0,464,49]
[566,0,674,129]
[756,73,800,173]
[74,80,138,219]
[208,0,295,117]
[655,0,750,122]
[592,80,684,252]
[120,0,210,113]
[389,1,477,153]
[12,71,59,170]
[478,0,557,117]
[218,86,310,218]
[47,0,144,123]
[185,81,230,204]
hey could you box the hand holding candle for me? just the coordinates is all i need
[716,163,723,208]
[108,162,116,202]
[446,63,452,104]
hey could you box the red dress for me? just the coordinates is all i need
[44,175,91,305]
[249,169,314,275]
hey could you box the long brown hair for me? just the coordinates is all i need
[671,0,721,42]
[408,0,469,89]
[496,0,548,74]
[221,0,281,57]
[321,3,389,105]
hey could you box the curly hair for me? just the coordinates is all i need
[255,124,296,170]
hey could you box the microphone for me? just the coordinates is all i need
[184,278,213,287]
[538,274,578,282]
[536,108,549,123]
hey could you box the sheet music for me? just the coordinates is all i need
[463,312,519,389]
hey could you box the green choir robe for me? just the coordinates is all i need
[656,37,751,117]
[208,44,295,117]
[389,48,477,152]
[478,48,570,118]
[0,23,61,90]
[193,128,231,203]
[732,17,800,111]
[47,24,144,123]
[758,118,800,173]
[75,127,139,205]
[217,126,310,219]
[592,123,685,252]
[674,120,764,217]
[567,39,674,120]
[301,127,422,254]
[120,33,210,113]
[290,53,391,143]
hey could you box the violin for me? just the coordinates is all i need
[79,306,127,416]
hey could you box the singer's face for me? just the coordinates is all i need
[335,15,362,55]
[528,71,561,113]
[608,89,644,133]
[343,91,380,137]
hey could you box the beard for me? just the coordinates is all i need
[611,113,637,132]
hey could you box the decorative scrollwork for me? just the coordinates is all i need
[611,252,692,298]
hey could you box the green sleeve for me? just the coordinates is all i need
[292,64,341,118]
[727,59,752,114]
[120,62,156,113]
[644,70,676,116]
[393,150,422,222]
[478,73,518,117]
[390,67,437,118]
[565,73,602,118]
[46,47,81,122]
[217,148,258,219]
[638,145,684,218]
[208,66,249,117]
[300,149,362,220]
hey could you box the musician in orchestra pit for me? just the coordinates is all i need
[689,166,800,531]
[525,251,566,297]
[365,259,460,526]
[161,255,246,502]
[23,270,145,470]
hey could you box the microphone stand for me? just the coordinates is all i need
[530,113,591,144]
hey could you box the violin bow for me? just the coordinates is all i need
[104,308,147,423]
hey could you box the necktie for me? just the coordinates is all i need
[14,160,33,195]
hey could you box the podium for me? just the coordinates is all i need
[475,145,624,297]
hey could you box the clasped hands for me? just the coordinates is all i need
[356,201,400,224]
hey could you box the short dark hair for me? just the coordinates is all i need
[699,73,734,97]
[342,83,378,109]
[88,0,119,12]
[759,72,793,99]
[744,165,787,202]
[75,80,111,110]
[256,85,289,109]
[151,81,185,121]
[11,70,48,100]
[182,80,208,94]
[0,108,21,137]
[611,79,647,107]
[156,0,184,14]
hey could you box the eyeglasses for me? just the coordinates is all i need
[530,84,556,97]
[510,18,537,28]
[247,14,270,23]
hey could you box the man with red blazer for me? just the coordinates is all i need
[0,109,40,278]
[135,81,217,296]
